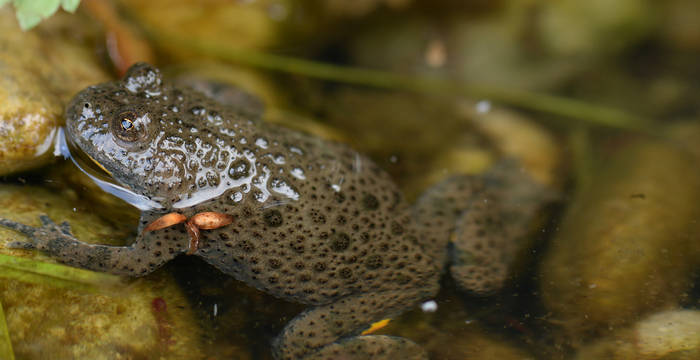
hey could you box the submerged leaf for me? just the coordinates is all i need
[0,254,121,293]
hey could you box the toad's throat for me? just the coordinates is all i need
[86,151,113,178]
[55,127,165,211]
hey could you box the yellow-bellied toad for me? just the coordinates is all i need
[1,63,538,360]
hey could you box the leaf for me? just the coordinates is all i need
[9,0,82,30]
[0,301,14,360]
[14,0,60,18]
[60,0,79,13]
[0,254,121,293]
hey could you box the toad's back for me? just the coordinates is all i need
[190,123,439,305]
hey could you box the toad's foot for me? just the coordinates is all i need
[413,161,553,294]
[304,336,426,360]
[273,286,437,360]
[2,215,74,251]
[1,214,186,276]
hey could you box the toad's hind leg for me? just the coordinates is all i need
[273,285,437,360]
[413,163,551,294]
[412,174,514,294]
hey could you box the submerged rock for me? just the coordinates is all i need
[0,184,204,359]
[374,297,535,360]
[0,9,109,176]
[540,137,700,341]
[575,309,700,360]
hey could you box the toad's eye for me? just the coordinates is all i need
[121,117,134,130]
[111,110,148,143]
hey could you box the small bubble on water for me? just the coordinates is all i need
[389,155,398,164]
[420,300,437,313]
[476,100,491,114]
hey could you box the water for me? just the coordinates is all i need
[1,1,699,359]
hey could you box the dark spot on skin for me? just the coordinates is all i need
[313,262,327,272]
[362,194,379,210]
[330,233,350,252]
[268,258,282,269]
[263,209,283,227]
[339,267,352,279]
[309,209,326,224]
[365,255,383,269]
[241,207,253,218]
[390,221,404,235]
[238,240,255,253]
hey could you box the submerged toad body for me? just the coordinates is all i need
[1,64,531,359]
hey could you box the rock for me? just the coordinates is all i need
[575,310,700,360]
[0,183,205,359]
[0,8,110,176]
[118,0,293,56]
[540,137,700,341]
[374,298,535,360]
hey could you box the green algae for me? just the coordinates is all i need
[0,254,121,293]
[0,300,13,360]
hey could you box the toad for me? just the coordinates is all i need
[0,63,535,359]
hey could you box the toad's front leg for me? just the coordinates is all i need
[0,214,187,276]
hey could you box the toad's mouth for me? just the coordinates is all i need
[55,127,164,211]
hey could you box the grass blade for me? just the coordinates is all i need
[0,301,14,360]
[0,254,121,293]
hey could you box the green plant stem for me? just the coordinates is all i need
[0,301,14,360]
[0,254,121,292]
[147,29,652,131]
[568,127,594,192]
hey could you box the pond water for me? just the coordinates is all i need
[0,1,699,359]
